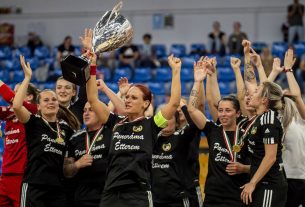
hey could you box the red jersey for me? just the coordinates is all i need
[0,84,37,174]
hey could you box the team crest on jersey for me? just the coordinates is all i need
[133,125,143,132]
[251,127,257,135]
[96,135,103,141]
[162,143,171,151]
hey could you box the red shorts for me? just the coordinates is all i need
[0,174,23,207]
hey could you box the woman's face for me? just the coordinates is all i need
[55,79,76,106]
[83,102,100,128]
[244,89,256,112]
[125,86,149,116]
[217,100,239,128]
[249,85,264,109]
[38,91,59,117]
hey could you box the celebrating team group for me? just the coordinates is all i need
[0,28,304,207]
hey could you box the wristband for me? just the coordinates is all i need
[284,68,293,73]
[90,65,97,76]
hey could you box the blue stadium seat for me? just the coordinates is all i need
[43,82,56,90]
[3,58,22,71]
[190,43,206,55]
[15,46,32,59]
[0,46,12,60]
[0,71,10,82]
[181,56,195,68]
[219,82,231,95]
[153,95,167,107]
[12,71,24,83]
[52,46,58,58]
[147,82,166,95]
[252,42,268,53]
[152,44,167,58]
[170,44,186,57]
[98,93,110,103]
[294,43,305,57]
[113,67,132,82]
[106,82,119,93]
[27,57,40,70]
[155,67,171,82]
[98,67,112,82]
[218,67,235,82]
[34,46,50,59]
[74,45,82,56]
[133,68,152,82]
[181,68,194,82]
[272,42,288,59]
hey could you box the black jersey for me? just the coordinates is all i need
[67,126,111,187]
[246,110,285,185]
[152,106,200,204]
[103,113,162,191]
[203,120,248,203]
[68,86,87,125]
[23,114,74,186]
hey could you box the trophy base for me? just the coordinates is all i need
[60,55,90,86]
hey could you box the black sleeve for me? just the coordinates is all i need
[181,105,198,130]
[105,113,125,130]
[66,138,76,158]
[259,111,282,145]
[24,114,38,135]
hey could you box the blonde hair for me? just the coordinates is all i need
[260,82,296,131]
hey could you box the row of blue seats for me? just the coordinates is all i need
[1,41,304,61]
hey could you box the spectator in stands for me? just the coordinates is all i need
[282,21,290,43]
[27,32,43,56]
[287,0,304,44]
[260,47,274,77]
[118,39,140,69]
[228,22,248,55]
[208,21,226,56]
[139,33,160,68]
[57,36,75,62]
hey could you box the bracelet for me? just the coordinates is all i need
[284,68,293,73]
[90,65,97,75]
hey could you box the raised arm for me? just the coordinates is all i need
[12,55,32,123]
[250,47,267,83]
[83,29,110,124]
[187,59,208,130]
[267,58,284,82]
[206,57,220,121]
[284,49,305,118]
[159,55,181,120]
[230,57,248,116]
[97,78,126,115]
[243,40,257,89]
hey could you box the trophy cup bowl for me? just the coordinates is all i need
[61,1,133,85]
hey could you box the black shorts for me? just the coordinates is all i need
[285,178,305,207]
[251,182,288,207]
[203,194,244,207]
[154,197,191,207]
[187,186,203,207]
[20,182,67,207]
[74,184,103,207]
[100,189,153,207]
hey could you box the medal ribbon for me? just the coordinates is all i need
[86,126,104,154]
[222,122,241,162]
[113,116,145,132]
[239,115,258,144]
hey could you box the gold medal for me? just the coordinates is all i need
[232,144,241,153]
[55,137,64,144]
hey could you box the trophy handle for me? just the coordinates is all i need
[106,1,123,26]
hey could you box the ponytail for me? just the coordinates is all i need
[57,105,81,130]
[282,96,299,132]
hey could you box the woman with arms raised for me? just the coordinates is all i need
[12,55,78,207]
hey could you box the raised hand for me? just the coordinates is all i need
[19,55,32,79]
[83,50,97,65]
[168,54,182,72]
[242,40,251,53]
[272,58,284,73]
[193,60,207,82]
[96,79,107,92]
[249,48,262,68]
[230,57,241,71]
[118,77,131,96]
[284,49,296,70]
[80,28,93,52]
[75,154,93,169]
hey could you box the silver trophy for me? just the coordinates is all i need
[61,1,133,85]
